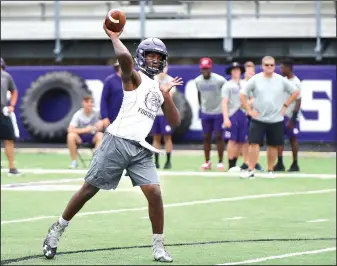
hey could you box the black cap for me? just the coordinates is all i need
[226,62,245,75]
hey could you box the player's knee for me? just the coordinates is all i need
[203,134,212,142]
[142,185,162,202]
[163,135,172,143]
[215,133,223,142]
[67,132,78,142]
[81,182,99,199]
[95,132,103,141]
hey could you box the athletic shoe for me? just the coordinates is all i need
[240,163,248,171]
[273,162,285,172]
[163,161,172,169]
[69,161,78,169]
[153,236,173,262]
[43,221,67,259]
[267,170,275,178]
[288,162,300,172]
[201,161,212,170]
[8,168,21,176]
[228,166,241,173]
[216,162,225,171]
[240,169,255,179]
[255,163,264,171]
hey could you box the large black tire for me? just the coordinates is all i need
[172,91,192,137]
[20,71,91,141]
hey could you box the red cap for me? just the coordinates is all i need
[199,57,212,69]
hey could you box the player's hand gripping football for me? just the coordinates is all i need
[160,77,183,94]
[103,22,123,39]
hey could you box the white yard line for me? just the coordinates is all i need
[217,247,336,265]
[306,219,330,223]
[224,217,243,220]
[1,168,336,179]
[1,184,140,192]
[1,148,335,157]
[1,188,335,225]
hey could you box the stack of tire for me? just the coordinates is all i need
[20,71,91,142]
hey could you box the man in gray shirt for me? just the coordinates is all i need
[240,56,299,178]
[222,62,248,171]
[274,58,302,172]
[0,58,20,175]
[67,95,103,168]
[195,57,227,170]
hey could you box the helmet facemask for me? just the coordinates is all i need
[136,49,167,76]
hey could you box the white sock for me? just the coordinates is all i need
[58,216,69,227]
[153,234,164,241]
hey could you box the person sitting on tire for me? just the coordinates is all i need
[67,95,103,168]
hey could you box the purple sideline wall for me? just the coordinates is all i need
[5,64,336,143]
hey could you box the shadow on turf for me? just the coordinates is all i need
[1,237,336,265]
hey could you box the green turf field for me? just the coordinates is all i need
[1,151,336,265]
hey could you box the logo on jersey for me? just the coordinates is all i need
[144,90,161,113]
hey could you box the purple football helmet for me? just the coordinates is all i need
[135,38,168,76]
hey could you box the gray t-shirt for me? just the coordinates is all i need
[221,80,244,117]
[241,72,297,123]
[195,73,227,114]
[284,76,302,118]
[69,108,100,128]
[1,71,17,109]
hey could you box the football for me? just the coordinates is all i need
[104,9,126,33]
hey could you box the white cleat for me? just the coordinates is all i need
[152,235,173,263]
[216,162,225,171]
[201,161,212,170]
[267,171,275,178]
[228,166,241,173]
[153,248,173,263]
[240,169,255,179]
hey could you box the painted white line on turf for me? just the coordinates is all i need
[1,188,335,225]
[1,168,336,179]
[306,219,330,223]
[1,184,140,192]
[217,247,336,265]
[224,217,243,220]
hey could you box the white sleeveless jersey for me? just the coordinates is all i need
[107,71,164,153]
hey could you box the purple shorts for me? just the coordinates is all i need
[224,109,248,143]
[80,133,95,144]
[284,116,300,138]
[200,113,223,134]
[151,115,172,135]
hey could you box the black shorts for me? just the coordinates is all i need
[248,119,284,146]
[0,114,15,141]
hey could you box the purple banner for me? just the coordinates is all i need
[6,64,336,143]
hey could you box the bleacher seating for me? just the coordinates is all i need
[1,1,335,40]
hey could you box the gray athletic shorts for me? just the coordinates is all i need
[84,132,159,190]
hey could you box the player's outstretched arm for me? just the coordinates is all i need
[103,23,135,80]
